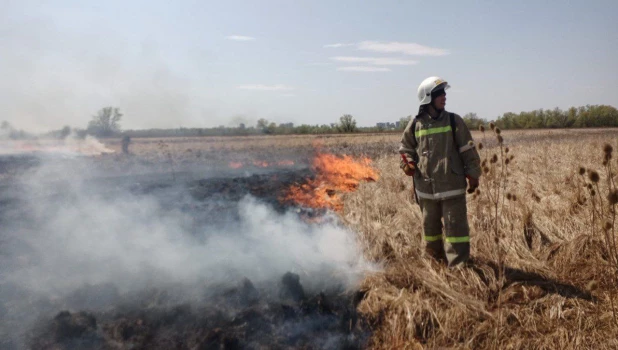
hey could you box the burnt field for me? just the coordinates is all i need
[0,140,378,349]
[3,128,618,349]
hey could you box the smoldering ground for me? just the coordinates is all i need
[0,148,374,349]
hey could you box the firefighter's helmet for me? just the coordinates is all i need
[417,76,450,105]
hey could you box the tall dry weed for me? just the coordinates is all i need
[342,129,618,349]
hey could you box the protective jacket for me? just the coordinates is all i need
[399,110,481,201]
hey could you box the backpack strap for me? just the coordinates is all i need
[449,112,458,148]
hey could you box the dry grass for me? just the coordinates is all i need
[341,128,618,349]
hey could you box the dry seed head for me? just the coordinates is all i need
[588,170,600,183]
[490,154,498,163]
[479,125,485,132]
[489,122,496,130]
[481,159,487,167]
[505,147,509,153]
[495,127,501,135]
[604,221,613,231]
[608,190,618,205]
[475,188,481,195]
[578,167,586,175]
[483,166,490,174]
[603,143,613,155]
[478,142,484,150]
[512,194,517,201]
[591,189,596,197]
[505,158,510,165]
[497,135,504,144]
[587,183,593,190]
[506,193,512,200]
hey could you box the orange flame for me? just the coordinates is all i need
[283,153,378,212]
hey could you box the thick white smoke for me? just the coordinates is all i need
[1,154,372,299]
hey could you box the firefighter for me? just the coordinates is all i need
[399,76,481,266]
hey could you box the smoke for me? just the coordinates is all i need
[0,2,205,132]
[0,133,114,156]
[0,153,373,346]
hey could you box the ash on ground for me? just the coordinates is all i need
[0,152,371,349]
[27,273,368,349]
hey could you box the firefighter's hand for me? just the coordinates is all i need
[401,162,415,176]
[467,176,479,193]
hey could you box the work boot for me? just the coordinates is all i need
[425,240,447,264]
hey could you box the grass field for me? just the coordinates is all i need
[97,127,618,349]
[4,127,600,348]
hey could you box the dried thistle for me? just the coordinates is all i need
[506,193,512,200]
[505,158,510,165]
[512,194,517,201]
[478,142,484,150]
[588,170,600,183]
[587,183,593,190]
[479,125,485,132]
[495,127,501,135]
[604,221,613,231]
[490,154,498,164]
[483,166,490,174]
[497,135,504,144]
[608,190,618,205]
[505,147,509,153]
[591,189,596,197]
[481,159,487,167]
[603,143,613,155]
[489,122,496,130]
[578,167,586,175]
[475,188,481,195]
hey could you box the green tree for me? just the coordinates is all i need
[88,107,122,137]
[399,115,412,130]
[337,114,357,133]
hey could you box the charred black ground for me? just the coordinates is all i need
[0,153,370,350]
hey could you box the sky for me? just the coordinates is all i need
[1,0,617,132]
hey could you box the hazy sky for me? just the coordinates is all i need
[2,0,617,131]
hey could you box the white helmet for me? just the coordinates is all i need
[417,76,450,105]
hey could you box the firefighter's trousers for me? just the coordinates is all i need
[418,195,470,266]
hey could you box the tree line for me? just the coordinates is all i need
[1,104,617,140]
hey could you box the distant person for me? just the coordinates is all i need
[121,135,131,154]
[399,76,481,266]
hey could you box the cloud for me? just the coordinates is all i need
[226,35,256,41]
[238,84,294,91]
[306,62,333,66]
[337,66,391,72]
[356,41,449,56]
[330,56,417,66]
[323,43,354,48]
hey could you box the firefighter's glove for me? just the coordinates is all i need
[401,162,416,176]
[467,176,479,194]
